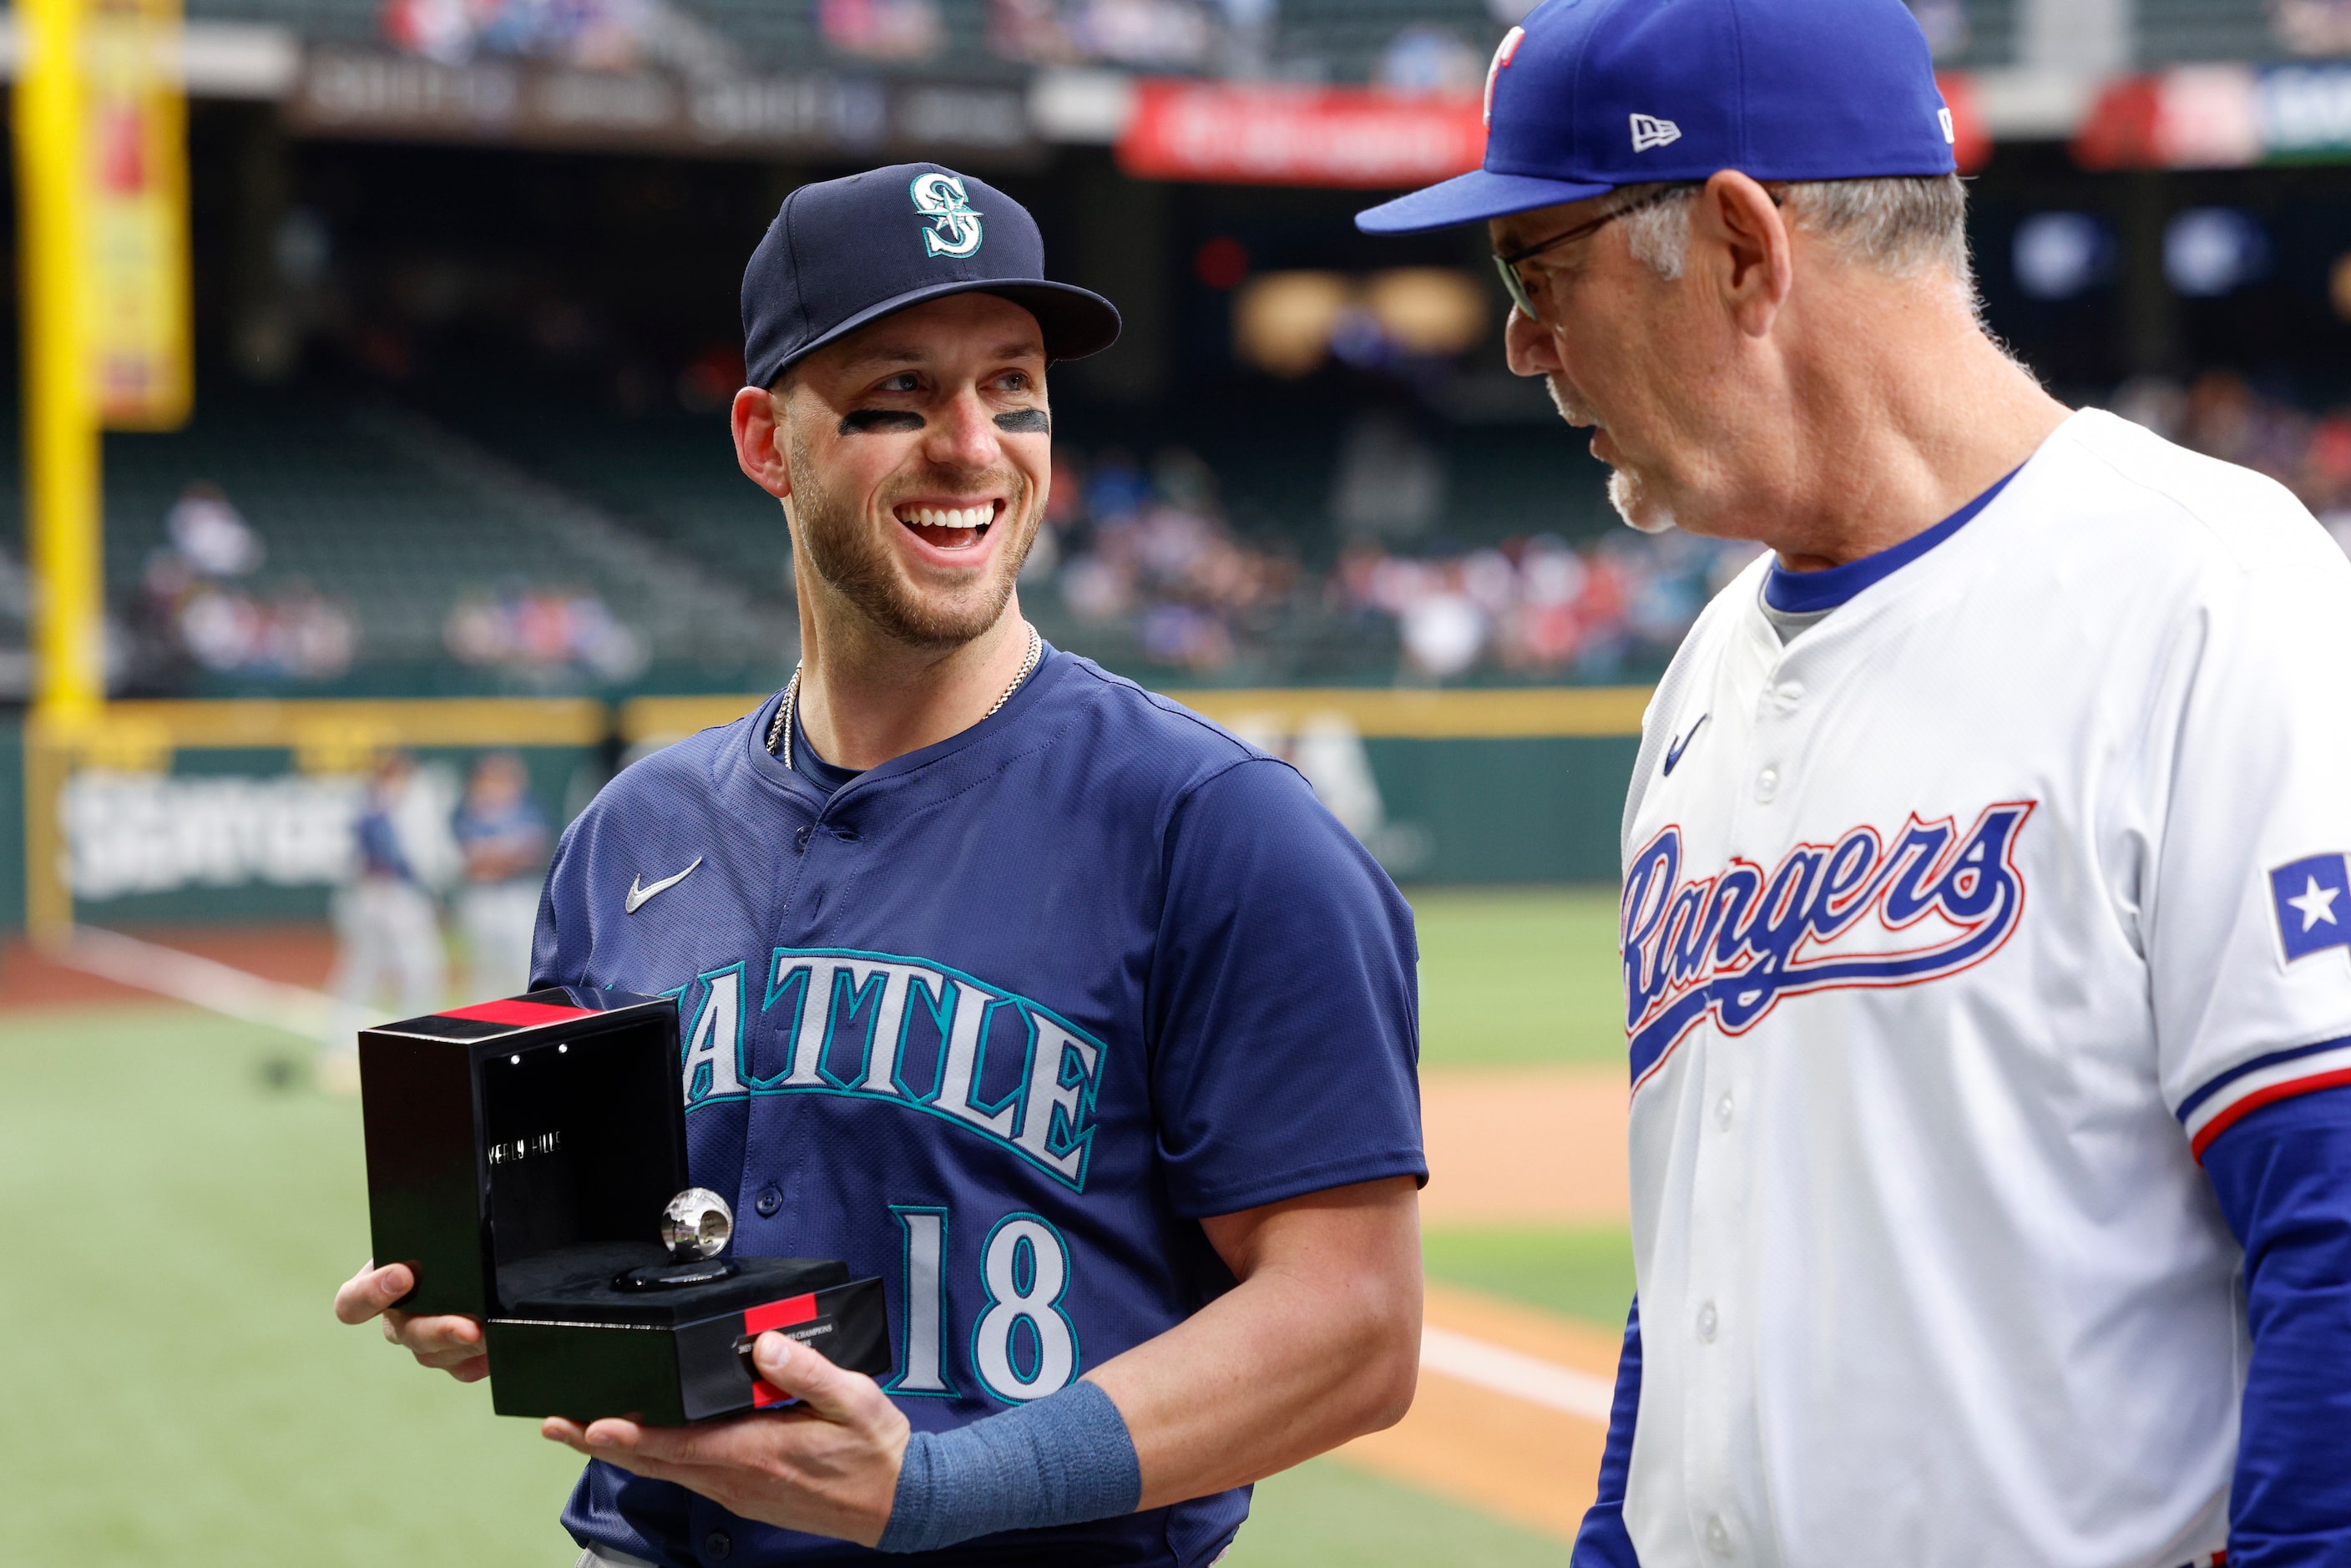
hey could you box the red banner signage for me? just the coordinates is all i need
[1117,79,1486,189]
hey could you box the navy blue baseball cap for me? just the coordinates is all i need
[1356,0,1956,235]
[743,163,1121,387]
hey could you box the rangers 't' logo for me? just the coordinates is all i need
[910,172,983,259]
[1620,802,2036,1089]
[1482,25,1525,129]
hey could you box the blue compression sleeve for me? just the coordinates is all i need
[877,1378,1143,1554]
[1571,1297,1644,1567]
[2201,1080,2351,1567]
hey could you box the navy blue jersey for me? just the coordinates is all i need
[533,647,1425,1567]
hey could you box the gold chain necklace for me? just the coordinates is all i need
[767,625,1042,770]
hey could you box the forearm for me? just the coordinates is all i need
[2202,1085,2351,1564]
[1086,1180,1422,1510]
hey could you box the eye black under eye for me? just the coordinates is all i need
[993,409,1049,434]
[839,409,927,435]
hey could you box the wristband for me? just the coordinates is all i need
[877,1378,1143,1553]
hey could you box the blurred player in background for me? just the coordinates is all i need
[336,164,1427,1567]
[1362,0,2351,1563]
[452,751,551,999]
[330,750,447,1019]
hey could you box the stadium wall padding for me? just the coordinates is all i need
[5,692,1649,933]
[1363,736,1636,885]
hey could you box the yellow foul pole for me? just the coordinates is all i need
[17,0,99,943]
[18,0,104,722]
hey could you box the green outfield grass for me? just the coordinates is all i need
[1,890,1623,1564]
[0,1006,587,1566]
[1421,1225,1636,1331]
[1226,1457,1567,1566]
[1408,886,1624,1070]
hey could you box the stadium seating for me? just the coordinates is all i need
[185,0,377,47]
[0,387,792,695]
[181,0,2041,81]
[2136,0,2280,66]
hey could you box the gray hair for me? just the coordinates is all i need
[1610,174,1974,291]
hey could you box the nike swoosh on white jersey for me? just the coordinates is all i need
[1663,713,1709,776]
[624,857,703,914]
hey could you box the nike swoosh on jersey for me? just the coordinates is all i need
[1663,714,1709,776]
[624,857,703,913]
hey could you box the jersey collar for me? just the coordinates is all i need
[1762,466,2021,616]
[740,640,1076,812]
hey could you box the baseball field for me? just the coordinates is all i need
[0,887,1628,1565]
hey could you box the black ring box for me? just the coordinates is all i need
[358,988,892,1424]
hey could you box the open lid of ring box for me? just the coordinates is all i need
[358,989,847,1326]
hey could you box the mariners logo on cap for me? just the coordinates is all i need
[2272,852,2351,964]
[910,172,983,260]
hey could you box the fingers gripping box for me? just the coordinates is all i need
[358,989,890,1424]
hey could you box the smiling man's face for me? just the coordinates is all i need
[777,291,1051,648]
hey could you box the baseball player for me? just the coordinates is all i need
[1361,0,2351,1564]
[329,751,447,1019]
[452,751,552,999]
[334,164,1427,1566]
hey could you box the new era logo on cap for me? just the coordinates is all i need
[1631,114,1682,152]
[2272,852,2350,964]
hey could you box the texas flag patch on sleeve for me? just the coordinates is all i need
[2272,852,2351,964]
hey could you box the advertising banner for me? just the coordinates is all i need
[2075,63,2351,169]
[84,0,193,431]
[1117,79,1486,188]
[286,48,1036,161]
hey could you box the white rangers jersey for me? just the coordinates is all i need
[1614,409,2351,1567]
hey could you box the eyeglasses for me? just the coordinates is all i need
[1491,184,1713,323]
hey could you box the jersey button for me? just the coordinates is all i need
[755,1186,783,1218]
[1696,1301,1719,1343]
[1715,1092,1734,1130]
[1706,1515,1732,1556]
[1754,766,1779,802]
[705,1530,733,1560]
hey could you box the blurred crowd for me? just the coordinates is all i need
[1041,443,1761,681]
[443,583,650,682]
[383,0,729,72]
[135,483,359,683]
[1334,531,1762,682]
[380,0,1540,79]
[1044,447,1299,673]
[2112,372,2351,557]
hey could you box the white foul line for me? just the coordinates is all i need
[52,924,372,1049]
[1419,1323,1618,1424]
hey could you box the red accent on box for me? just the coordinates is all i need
[744,1292,820,1408]
[441,998,595,1028]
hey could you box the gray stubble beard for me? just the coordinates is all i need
[1550,374,1675,536]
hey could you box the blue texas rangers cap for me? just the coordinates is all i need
[1355,0,1957,235]
[743,162,1121,387]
